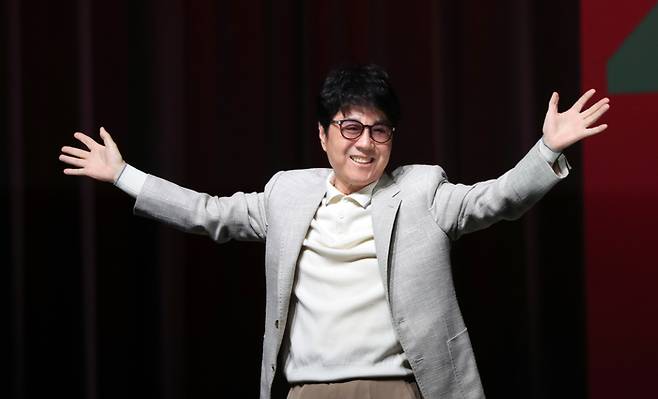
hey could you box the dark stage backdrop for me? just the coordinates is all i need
[4,1,587,398]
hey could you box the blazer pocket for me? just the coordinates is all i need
[447,329,483,398]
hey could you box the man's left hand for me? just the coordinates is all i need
[542,89,610,152]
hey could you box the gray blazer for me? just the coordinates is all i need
[133,141,564,399]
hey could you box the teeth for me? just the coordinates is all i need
[350,156,372,164]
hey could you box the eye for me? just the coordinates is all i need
[342,121,363,133]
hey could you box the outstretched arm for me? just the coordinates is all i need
[433,88,611,239]
[60,126,271,242]
[59,127,126,183]
[542,88,610,152]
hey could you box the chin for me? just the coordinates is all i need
[352,175,378,187]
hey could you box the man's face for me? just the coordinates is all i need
[319,106,393,194]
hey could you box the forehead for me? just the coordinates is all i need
[335,105,388,123]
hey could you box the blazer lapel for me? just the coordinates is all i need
[371,173,401,299]
[277,171,329,320]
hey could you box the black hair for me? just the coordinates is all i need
[317,64,400,131]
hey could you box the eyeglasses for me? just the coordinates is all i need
[330,119,395,144]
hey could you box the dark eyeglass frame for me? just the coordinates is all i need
[330,119,395,144]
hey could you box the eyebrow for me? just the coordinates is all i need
[341,117,391,125]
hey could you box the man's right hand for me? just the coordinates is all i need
[59,127,126,183]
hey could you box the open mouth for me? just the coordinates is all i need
[350,155,374,165]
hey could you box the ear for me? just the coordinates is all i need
[318,122,327,152]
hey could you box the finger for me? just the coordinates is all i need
[583,97,610,118]
[584,103,610,126]
[585,124,608,136]
[63,168,87,176]
[59,154,87,167]
[572,88,596,112]
[61,145,89,158]
[74,132,100,150]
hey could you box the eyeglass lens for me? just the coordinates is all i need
[340,120,392,143]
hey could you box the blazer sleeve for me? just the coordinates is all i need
[429,140,567,240]
[133,172,283,243]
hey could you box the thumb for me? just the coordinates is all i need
[99,126,115,147]
[548,92,559,114]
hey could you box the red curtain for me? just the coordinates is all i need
[581,1,658,397]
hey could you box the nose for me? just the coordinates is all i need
[355,127,376,149]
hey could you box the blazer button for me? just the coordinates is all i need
[275,319,279,329]
[271,364,276,372]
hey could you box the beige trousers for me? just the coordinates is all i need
[287,379,422,399]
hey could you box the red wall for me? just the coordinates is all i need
[581,1,658,397]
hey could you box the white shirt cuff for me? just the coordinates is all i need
[539,138,571,178]
[539,138,561,163]
[114,164,147,198]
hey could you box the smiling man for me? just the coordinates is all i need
[319,106,393,194]
[60,64,610,399]
[316,66,397,195]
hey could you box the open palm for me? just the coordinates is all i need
[59,127,126,183]
[542,89,610,152]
